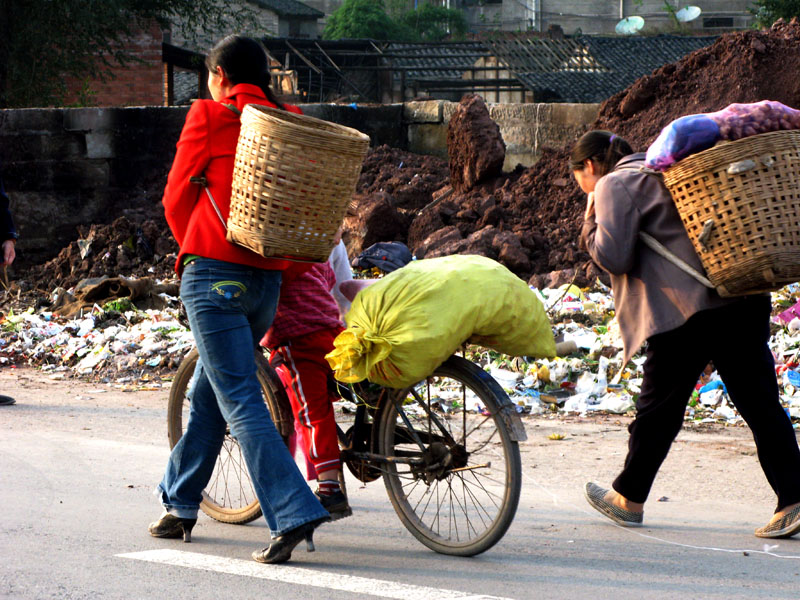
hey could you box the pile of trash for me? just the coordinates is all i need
[3,269,800,426]
[0,298,191,388]
[466,281,800,427]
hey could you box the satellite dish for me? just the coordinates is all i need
[615,16,645,35]
[676,6,702,22]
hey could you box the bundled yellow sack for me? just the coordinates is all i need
[325,254,555,388]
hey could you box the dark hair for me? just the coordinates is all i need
[569,130,634,176]
[205,35,285,110]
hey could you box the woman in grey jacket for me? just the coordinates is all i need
[573,130,800,538]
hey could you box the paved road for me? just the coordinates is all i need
[2,366,800,599]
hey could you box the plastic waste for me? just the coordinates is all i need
[645,101,800,171]
[645,114,720,171]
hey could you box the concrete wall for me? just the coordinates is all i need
[0,100,597,269]
[404,99,599,171]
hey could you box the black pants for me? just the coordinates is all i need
[613,295,800,511]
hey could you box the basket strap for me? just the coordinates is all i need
[639,232,714,288]
[223,103,242,116]
[613,165,715,289]
[184,103,240,231]
[189,176,227,230]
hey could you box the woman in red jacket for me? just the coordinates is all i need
[150,35,329,564]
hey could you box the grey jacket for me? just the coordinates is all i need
[580,153,735,364]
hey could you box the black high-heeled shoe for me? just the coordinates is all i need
[148,513,197,543]
[252,517,329,564]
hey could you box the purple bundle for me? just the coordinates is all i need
[645,100,800,171]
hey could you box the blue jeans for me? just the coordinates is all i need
[157,258,329,537]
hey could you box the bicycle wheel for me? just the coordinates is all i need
[377,355,522,556]
[167,348,293,524]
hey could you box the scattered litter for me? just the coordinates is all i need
[2,274,800,430]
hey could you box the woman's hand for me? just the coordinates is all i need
[584,191,596,219]
[2,239,15,266]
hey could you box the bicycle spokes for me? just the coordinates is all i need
[378,356,521,555]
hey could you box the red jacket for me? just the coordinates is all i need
[162,83,302,274]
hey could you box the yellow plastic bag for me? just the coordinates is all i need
[325,255,555,388]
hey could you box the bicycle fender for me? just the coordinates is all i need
[475,368,527,442]
[497,403,528,442]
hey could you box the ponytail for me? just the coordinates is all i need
[570,130,634,176]
[205,35,285,110]
[259,72,285,111]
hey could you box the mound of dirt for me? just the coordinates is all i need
[344,144,450,257]
[353,19,800,287]
[8,19,800,312]
[596,18,800,150]
[27,216,177,297]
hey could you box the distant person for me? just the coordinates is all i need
[571,130,800,538]
[0,160,18,407]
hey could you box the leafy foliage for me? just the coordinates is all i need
[750,0,800,28]
[398,4,467,41]
[0,0,245,108]
[323,0,465,42]
[323,0,412,40]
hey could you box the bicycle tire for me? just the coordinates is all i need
[377,355,522,556]
[166,347,293,524]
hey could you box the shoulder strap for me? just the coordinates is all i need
[615,165,715,289]
[223,103,242,116]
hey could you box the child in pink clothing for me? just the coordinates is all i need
[260,250,350,519]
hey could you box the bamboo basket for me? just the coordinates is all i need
[228,104,370,262]
[662,129,800,297]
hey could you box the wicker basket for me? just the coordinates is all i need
[662,129,800,297]
[227,104,370,262]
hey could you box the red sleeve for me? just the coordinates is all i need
[162,101,212,246]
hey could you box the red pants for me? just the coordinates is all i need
[271,328,342,477]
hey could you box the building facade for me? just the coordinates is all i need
[462,0,754,35]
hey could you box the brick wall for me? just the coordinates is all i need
[63,21,165,108]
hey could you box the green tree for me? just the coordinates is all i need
[398,4,467,41]
[0,0,247,108]
[323,0,412,40]
[750,0,800,27]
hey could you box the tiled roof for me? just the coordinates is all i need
[250,0,323,19]
[387,35,718,102]
[384,42,489,79]
[486,35,717,102]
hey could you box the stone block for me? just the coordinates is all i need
[407,124,448,158]
[86,132,114,159]
[403,100,443,124]
[63,108,117,132]
[52,160,109,190]
[0,134,43,163]
[0,108,62,133]
[41,134,86,160]
[547,103,601,126]
[442,101,459,123]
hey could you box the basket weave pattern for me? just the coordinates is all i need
[228,104,370,261]
[662,130,800,296]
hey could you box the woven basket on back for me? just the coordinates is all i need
[228,104,370,262]
[662,129,800,297]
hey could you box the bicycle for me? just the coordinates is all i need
[167,346,527,556]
